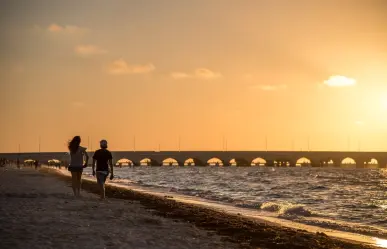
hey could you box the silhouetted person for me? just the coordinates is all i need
[34,160,39,170]
[68,136,89,197]
[92,140,114,200]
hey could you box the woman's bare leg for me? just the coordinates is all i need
[76,172,82,196]
[70,172,77,196]
[99,182,105,199]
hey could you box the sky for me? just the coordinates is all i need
[1,0,387,152]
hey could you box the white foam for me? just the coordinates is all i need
[260,202,312,217]
[260,202,281,212]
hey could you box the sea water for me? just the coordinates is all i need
[83,166,387,238]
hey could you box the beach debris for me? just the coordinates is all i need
[316,232,328,237]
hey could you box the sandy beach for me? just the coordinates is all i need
[0,166,378,249]
[0,167,238,249]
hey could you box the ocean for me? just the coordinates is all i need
[83,166,387,238]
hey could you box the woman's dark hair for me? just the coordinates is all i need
[68,136,81,154]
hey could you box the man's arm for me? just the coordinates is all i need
[109,158,114,175]
[92,159,96,175]
[109,153,114,179]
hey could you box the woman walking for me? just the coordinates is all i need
[68,136,89,197]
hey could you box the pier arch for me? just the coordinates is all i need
[116,158,134,167]
[140,158,151,166]
[251,157,267,166]
[24,159,35,165]
[296,157,312,167]
[139,158,159,166]
[229,158,250,166]
[364,158,379,168]
[341,157,356,167]
[48,159,61,166]
[162,158,179,166]
[184,158,205,166]
[207,158,223,166]
[184,158,195,166]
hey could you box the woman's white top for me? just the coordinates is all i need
[69,146,87,167]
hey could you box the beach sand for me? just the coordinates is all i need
[0,166,377,249]
[0,167,238,249]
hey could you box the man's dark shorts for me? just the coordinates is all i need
[96,171,108,185]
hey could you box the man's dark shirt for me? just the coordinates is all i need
[93,149,112,171]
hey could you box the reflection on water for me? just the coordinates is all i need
[83,166,387,238]
[375,238,387,248]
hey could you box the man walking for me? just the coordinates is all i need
[92,140,114,199]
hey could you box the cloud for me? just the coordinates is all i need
[75,45,107,56]
[171,72,191,79]
[171,68,222,80]
[323,75,356,87]
[195,68,222,79]
[108,59,155,75]
[250,84,288,91]
[47,23,87,34]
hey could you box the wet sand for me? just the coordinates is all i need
[0,166,378,249]
[0,167,238,249]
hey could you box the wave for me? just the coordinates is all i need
[107,167,387,232]
[260,202,312,217]
[166,187,236,203]
[289,217,387,239]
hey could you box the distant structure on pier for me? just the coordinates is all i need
[1,151,386,168]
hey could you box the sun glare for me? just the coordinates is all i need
[375,238,387,248]
[381,95,387,110]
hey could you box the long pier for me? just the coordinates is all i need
[1,151,386,168]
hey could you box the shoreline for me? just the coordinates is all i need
[47,167,380,249]
[72,169,387,242]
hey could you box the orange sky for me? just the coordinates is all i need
[1,0,387,152]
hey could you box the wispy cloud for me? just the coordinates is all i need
[195,68,222,79]
[170,72,191,79]
[47,23,87,34]
[171,68,222,80]
[75,45,107,56]
[250,84,288,91]
[108,59,155,75]
[323,75,356,87]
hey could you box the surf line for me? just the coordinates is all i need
[51,167,387,249]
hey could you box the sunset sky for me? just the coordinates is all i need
[1,0,387,153]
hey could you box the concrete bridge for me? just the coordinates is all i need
[1,151,387,168]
